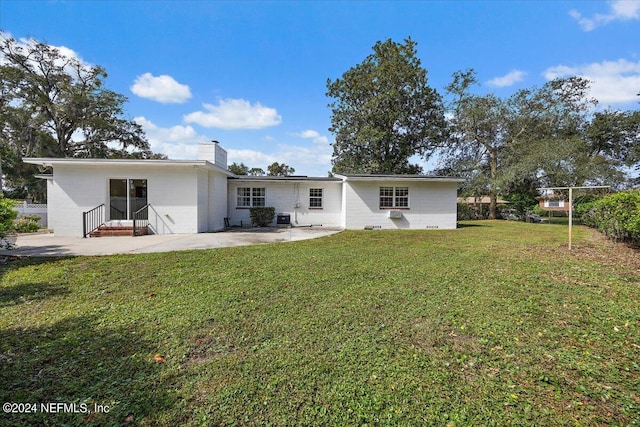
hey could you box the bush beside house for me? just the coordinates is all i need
[249,207,276,227]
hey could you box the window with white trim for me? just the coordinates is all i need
[309,188,323,208]
[545,199,563,208]
[380,186,409,208]
[237,187,265,207]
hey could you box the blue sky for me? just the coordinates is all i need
[1,0,639,176]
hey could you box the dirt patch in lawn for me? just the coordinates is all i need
[182,334,239,367]
[571,227,640,273]
[405,316,482,357]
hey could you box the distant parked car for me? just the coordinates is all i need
[501,208,521,221]
[526,213,544,223]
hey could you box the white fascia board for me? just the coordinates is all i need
[23,158,235,177]
[335,173,464,183]
[231,177,342,183]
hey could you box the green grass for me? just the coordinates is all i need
[1,221,639,426]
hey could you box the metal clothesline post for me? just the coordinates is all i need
[539,185,610,251]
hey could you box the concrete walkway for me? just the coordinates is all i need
[0,227,342,257]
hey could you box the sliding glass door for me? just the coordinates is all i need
[129,179,148,218]
[109,179,147,220]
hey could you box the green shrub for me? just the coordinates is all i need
[0,196,18,234]
[457,203,476,220]
[586,190,640,245]
[249,207,275,227]
[14,217,40,233]
[21,214,42,223]
[507,193,538,217]
[0,195,18,248]
[531,205,546,216]
[575,201,597,227]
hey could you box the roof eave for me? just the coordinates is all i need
[230,176,342,183]
[335,173,464,183]
[22,158,235,176]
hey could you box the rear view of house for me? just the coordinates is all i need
[25,142,463,237]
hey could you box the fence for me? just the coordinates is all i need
[13,201,48,227]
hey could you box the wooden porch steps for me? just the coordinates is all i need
[89,225,148,237]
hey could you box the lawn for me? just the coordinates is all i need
[0,221,638,426]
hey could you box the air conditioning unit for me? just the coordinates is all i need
[276,213,291,225]
[388,210,403,219]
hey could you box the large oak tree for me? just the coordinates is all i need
[443,70,637,219]
[326,38,447,174]
[0,35,159,201]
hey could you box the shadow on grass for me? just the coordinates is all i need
[0,281,69,308]
[0,257,75,308]
[456,222,488,228]
[0,313,175,426]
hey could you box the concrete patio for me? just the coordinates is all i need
[0,227,342,257]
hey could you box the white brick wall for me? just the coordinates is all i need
[197,170,209,233]
[42,161,459,236]
[208,172,228,231]
[343,180,458,230]
[226,180,343,227]
[48,164,202,237]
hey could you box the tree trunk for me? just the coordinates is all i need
[488,149,498,219]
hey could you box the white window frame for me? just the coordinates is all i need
[309,188,323,209]
[545,199,564,208]
[237,187,266,208]
[380,186,409,209]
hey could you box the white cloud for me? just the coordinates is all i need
[227,149,279,166]
[486,70,526,87]
[134,116,207,159]
[543,59,640,105]
[184,98,282,130]
[131,117,334,175]
[276,143,333,170]
[294,129,330,145]
[279,129,333,173]
[570,0,640,31]
[295,130,320,139]
[227,130,334,176]
[130,73,191,103]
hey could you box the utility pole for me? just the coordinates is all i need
[539,186,610,250]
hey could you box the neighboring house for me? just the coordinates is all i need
[457,196,509,219]
[25,142,463,237]
[538,191,570,213]
[456,196,509,206]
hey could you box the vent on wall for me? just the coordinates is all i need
[364,225,382,230]
[388,210,403,219]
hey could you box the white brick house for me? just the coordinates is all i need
[25,142,463,237]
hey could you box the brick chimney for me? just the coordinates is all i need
[198,140,227,169]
